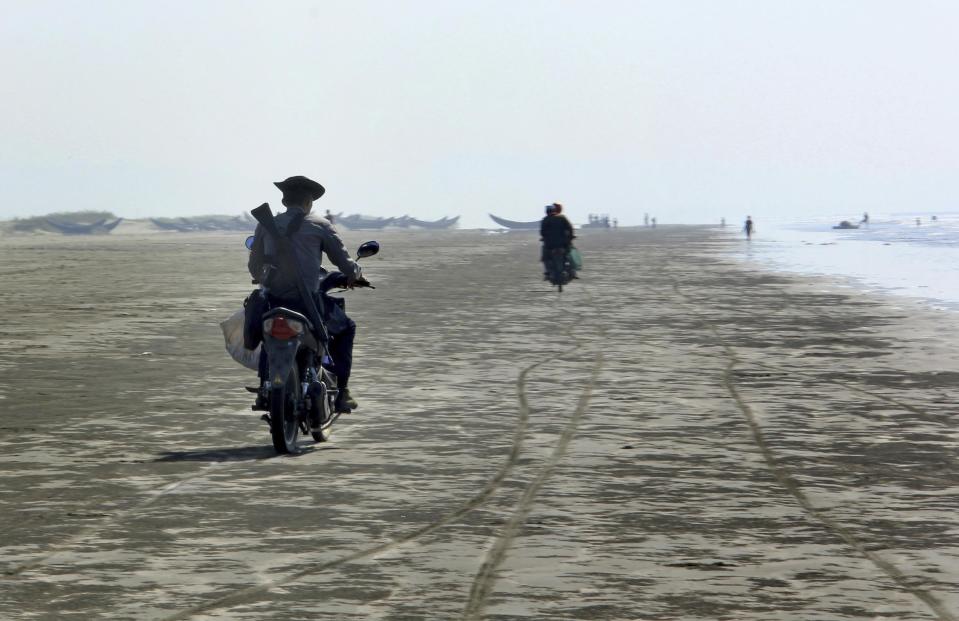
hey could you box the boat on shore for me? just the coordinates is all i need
[833,220,860,230]
[150,215,255,232]
[580,220,611,229]
[488,214,540,230]
[394,215,460,229]
[45,217,124,235]
[336,214,396,230]
[150,217,199,232]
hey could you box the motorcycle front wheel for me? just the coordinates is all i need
[270,361,300,454]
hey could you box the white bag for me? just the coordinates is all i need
[220,309,260,371]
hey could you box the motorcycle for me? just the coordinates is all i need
[244,234,379,454]
[545,247,574,292]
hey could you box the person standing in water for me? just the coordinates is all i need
[744,216,754,240]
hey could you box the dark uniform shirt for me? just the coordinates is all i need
[248,209,360,301]
[540,214,574,249]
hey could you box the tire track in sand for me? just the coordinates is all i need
[2,462,226,577]
[670,279,958,621]
[462,287,604,621]
[161,298,591,620]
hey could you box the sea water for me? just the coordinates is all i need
[729,213,959,312]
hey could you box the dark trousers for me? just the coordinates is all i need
[328,318,355,388]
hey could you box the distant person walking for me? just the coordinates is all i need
[744,216,754,240]
[651,217,657,228]
[325,209,335,224]
[644,213,649,227]
[861,212,869,226]
[721,217,726,228]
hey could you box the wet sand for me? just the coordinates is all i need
[1,227,957,620]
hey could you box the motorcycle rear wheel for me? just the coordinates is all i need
[548,251,569,290]
[270,361,300,454]
[310,383,332,443]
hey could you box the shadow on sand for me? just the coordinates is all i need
[153,445,311,462]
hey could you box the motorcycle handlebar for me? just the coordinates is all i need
[320,272,374,292]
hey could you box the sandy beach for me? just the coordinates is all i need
[1,226,957,620]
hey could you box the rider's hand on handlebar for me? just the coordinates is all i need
[352,276,373,288]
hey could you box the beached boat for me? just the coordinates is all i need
[488,214,540,230]
[580,220,611,229]
[45,217,124,235]
[396,215,460,229]
[337,214,396,230]
[150,218,200,232]
[193,215,256,231]
[150,215,255,232]
[833,220,860,230]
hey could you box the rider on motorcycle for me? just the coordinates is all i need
[540,202,575,279]
[248,175,363,413]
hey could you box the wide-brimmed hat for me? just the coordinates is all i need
[274,176,326,200]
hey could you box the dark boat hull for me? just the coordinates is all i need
[401,216,460,229]
[488,214,539,230]
[337,215,396,230]
[150,216,254,232]
[151,218,199,232]
[45,218,124,235]
[833,220,860,230]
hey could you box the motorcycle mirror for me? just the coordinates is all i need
[245,235,255,250]
[356,240,380,259]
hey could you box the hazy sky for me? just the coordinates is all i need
[2,1,957,227]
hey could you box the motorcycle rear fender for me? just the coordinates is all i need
[263,336,300,387]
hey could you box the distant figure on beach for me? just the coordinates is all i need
[540,203,575,279]
[744,216,754,240]
[916,218,921,226]
[613,218,618,229]
[932,215,938,222]
[644,213,649,227]
[325,209,335,224]
[721,217,726,228]
[861,212,869,226]
[651,217,657,228]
